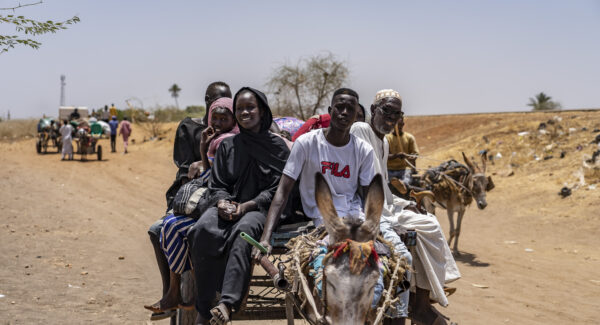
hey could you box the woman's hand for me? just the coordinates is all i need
[200,126,218,150]
[230,201,254,221]
[187,161,203,179]
[217,200,238,221]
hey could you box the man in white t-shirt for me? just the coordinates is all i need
[256,88,375,240]
[351,89,459,325]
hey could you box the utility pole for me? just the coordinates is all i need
[60,75,66,106]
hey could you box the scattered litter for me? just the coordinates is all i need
[560,151,566,159]
[68,284,81,289]
[576,145,583,151]
[471,283,489,289]
[11,301,15,304]
[524,248,534,252]
[118,256,125,260]
[518,131,529,137]
[504,240,518,244]
[582,127,588,131]
[553,116,562,123]
[0,294,5,298]
[81,271,88,275]
[589,184,597,190]
[559,187,572,198]
[496,152,502,159]
[537,122,546,130]
[593,128,600,133]
[568,128,577,133]
[538,129,548,135]
[543,155,553,160]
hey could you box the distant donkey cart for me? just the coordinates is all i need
[401,152,495,254]
[73,121,104,161]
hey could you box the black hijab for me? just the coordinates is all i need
[232,87,289,174]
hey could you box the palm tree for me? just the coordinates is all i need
[528,92,561,111]
[169,84,181,109]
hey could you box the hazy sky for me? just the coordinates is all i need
[1,0,599,119]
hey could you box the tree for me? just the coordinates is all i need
[266,53,349,120]
[169,84,181,109]
[528,92,562,111]
[1,1,79,54]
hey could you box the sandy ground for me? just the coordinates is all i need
[0,111,599,324]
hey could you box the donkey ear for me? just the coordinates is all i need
[357,174,384,242]
[462,152,476,172]
[480,152,488,173]
[314,173,347,243]
[486,176,495,191]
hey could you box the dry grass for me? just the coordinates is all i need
[0,119,38,141]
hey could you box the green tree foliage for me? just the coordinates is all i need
[0,1,80,54]
[169,84,181,109]
[266,52,349,120]
[528,92,562,111]
[185,105,205,117]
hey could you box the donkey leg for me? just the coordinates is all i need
[453,208,465,254]
[446,207,455,248]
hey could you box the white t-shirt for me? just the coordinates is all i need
[350,122,394,204]
[283,129,376,225]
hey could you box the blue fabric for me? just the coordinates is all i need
[160,214,196,274]
[108,120,119,135]
[379,220,412,318]
[308,246,328,296]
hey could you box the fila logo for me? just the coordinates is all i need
[321,161,350,178]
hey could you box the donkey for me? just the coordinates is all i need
[424,152,494,254]
[312,172,385,325]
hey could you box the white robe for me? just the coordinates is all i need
[60,124,73,157]
[350,122,460,306]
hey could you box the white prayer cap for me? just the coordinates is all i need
[374,89,402,103]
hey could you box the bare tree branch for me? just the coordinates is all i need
[266,53,349,120]
[0,1,43,11]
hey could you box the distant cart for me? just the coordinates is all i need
[36,118,61,154]
[73,120,104,161]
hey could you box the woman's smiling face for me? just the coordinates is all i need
[235,91,262,133]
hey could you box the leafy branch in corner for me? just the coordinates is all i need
[1,1,80,54]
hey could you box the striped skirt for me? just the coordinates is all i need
[160,214,196,274]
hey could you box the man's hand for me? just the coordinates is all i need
[251,238,272,263]
[390,152,407,160]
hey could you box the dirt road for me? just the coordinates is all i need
[1,111,598,324]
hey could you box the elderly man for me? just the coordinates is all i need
[350,89,460,325]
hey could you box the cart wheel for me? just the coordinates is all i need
[97,145,102,161]
[36,140,42,154]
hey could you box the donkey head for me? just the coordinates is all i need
[314,173,384,325]
[462,152,494,210]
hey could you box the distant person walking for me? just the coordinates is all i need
[102,106,111,122]
[59,119,74,160]
[109,116,119,153]
[109,103,118,118]
[118,117,132,154]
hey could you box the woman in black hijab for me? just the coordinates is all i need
[187,87,290,324]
